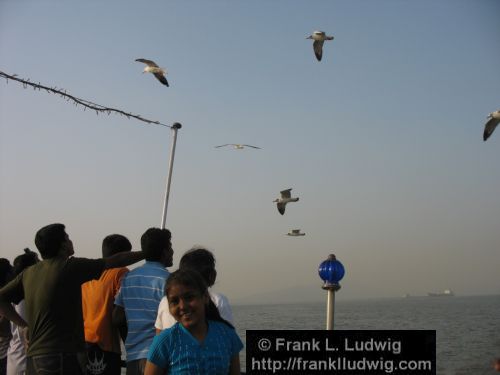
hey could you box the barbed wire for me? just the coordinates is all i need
[0,70,171,128]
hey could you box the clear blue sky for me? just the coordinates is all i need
[1,0,499,302]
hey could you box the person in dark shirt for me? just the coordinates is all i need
[0,223,145,375]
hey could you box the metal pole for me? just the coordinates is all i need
[160,122,182,229]
[319,254,344,331]
[326,289,335,330]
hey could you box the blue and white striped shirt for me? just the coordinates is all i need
[114,261,169,361]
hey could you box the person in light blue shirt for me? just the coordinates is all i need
[145,269,243,375]
[113,228,173,375]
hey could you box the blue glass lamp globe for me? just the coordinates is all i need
[318,254,345,288]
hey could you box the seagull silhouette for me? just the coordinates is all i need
[274,189,299,215]
[215,144,261,150]
[483,110,500,141]
[306,31,334,61]
[135,58,169,86]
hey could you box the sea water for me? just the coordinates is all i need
[232,295,500,374]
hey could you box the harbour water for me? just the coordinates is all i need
[232,295,500,374]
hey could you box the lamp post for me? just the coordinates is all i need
[318,254,345,330]
[160,122,182,229]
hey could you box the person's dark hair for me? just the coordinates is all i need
[0,258,13,287]
[102,234,132,258]
[165,268,233,329]
[140,228,171,261]
[179,247,216,287]
[13,248,39,276]
[34,223,67,259]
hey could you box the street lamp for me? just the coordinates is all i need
[318,254,345,330]
[160,122,182,229]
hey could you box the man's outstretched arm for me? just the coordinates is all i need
[103,250,144,269]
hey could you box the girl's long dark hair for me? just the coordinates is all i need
[165,268,234,329]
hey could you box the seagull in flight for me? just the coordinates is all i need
[215,144,261,150]
[135,58,169,86]
[287,229,305,236]
[274,189,299,215]
[483,110,500,141]
[306,31,334,61]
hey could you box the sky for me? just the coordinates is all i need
[0,0,499,304]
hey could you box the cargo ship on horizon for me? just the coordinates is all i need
[427,289,455,297]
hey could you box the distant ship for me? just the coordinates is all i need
[427,289,455,297]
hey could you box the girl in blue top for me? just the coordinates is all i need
[145,269,243,375]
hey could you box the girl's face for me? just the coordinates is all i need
[167,283,209,331]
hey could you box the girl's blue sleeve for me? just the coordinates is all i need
[147,332,171,370]
[229,328,244,356]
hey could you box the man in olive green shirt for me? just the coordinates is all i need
[0,223,145,375]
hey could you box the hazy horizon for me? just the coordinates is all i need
[1,0,499,303]
[229,291,500,306]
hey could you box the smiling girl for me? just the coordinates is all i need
[144,269,243,375]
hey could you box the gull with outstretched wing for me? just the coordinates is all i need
[483,110,500,141]
[306,31,334,62]
[215,144,261,150]
[135,58,169,87]
[274,188,299,215]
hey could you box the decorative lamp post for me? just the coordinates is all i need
[318,254,345,330]
[160,122,182,229]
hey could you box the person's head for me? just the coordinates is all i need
[34,223,74,259]
[165,268,233,331]
[102,234,132,258]
[179,247,217,287]
[0,258,13,287]
[140,228,173,266]
[165,268,209,332]
[13,248,39,276]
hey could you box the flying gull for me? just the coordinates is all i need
[287,229,305,236]
[135,58,169,86]
[273,189,299,215]
[306,31,334,61]
[483,110,500,141]
[215,144,261,150]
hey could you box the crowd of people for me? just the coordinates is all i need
[0,223,242,375]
